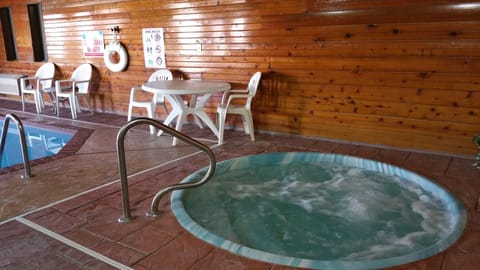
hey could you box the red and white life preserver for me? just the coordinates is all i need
[103,41,128,72]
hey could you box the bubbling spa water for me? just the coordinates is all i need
[172,152,466,269]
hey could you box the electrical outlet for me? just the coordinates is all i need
[196,42,202,52]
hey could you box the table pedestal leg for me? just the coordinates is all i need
[157,93,220,146]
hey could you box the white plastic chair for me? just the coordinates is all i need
[20,63,55,114]
[55,63,93,119]
[217,71,262,144]
[127,69,173,134]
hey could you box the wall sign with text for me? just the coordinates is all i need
[142,28,166,68]
[81,31,104,57]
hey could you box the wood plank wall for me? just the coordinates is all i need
[0,0,479,156]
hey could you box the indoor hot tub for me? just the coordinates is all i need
[171,152,466,270]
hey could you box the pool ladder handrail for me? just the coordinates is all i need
[116,117,216,223]
[0,113,32,179]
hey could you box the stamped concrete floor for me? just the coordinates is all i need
[1,98,480,270]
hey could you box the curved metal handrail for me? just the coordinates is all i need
[116,117,216,223]
[0,113,32,179]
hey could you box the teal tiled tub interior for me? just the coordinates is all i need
[171,152,467,270]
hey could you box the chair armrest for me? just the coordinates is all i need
[72,79,90,84]
[42,87,55,93]
[21,76,54,91]
[219,88,248,104]
[130,85,141,92]
[20,76,41,90]
[21,76,37,81]
[130,85,156,103]
[228,89,248,93]
[130,86,142,100]
[38,77,54,82]
[72,79,90,90]
[219,93,250,109]
[57,79,73,83]
[226,93,249,104]
[56,79,89,92]
[20,77,32,90]
[55,80,74,94]
[56,79,74,85]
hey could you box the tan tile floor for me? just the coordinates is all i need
[1,98,480,270]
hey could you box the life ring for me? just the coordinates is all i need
[104,41,128,72]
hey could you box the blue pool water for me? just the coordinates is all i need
[172,152,467,270]
[0,121,73,168]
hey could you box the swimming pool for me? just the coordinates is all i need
[0,120,73,168]
[172,152,467,270]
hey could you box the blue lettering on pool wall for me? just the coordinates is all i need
[0,120,73,168]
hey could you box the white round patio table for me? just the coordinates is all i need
[142,80,231,145]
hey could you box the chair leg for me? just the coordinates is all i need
[217,110,226,145]
[56,96,60,116]
[127,105,133,121]
[21,93,26,112]
[242,111,255,141]
[172,113,187,145]
[146,103,156,134]
[36,90,45,112]
[69,96,77,119]
[246,111,255,141]
[81,95,93,114]
[74,96,81,113]
[45,91,56,113]
[33,92,42,114]
[38,91,45,109]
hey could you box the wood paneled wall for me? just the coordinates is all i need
[0,0,479,156]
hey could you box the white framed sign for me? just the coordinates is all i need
[81,31,104,57]
[142,28,166,68]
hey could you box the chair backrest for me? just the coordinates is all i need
[148,69,173,82]
[71,63,92,94]
[35,62,55,89]
[149,69,173,102]
[245,71,262,109]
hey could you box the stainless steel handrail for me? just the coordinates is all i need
[116,117,216,223]
[0,113,32,179]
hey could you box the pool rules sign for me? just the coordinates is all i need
[142,28,166,68]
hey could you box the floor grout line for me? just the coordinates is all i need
[16,217,133,270]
